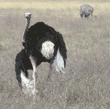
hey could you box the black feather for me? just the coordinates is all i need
[15,22,67,89]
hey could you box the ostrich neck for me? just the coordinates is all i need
[22,18,30,42]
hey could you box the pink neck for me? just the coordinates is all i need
[22,18,30,42]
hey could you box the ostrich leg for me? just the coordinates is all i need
[47,65,53,82]
[29,55,37,96]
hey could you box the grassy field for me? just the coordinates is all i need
[0,1,110,109]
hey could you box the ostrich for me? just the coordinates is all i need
[80,4,94,19]
[15,12,67,96]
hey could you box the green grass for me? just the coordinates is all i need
[0,2,110,109]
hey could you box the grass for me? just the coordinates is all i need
[0,1,110,109]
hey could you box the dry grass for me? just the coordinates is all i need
[0,1,110,15]
[0,1,110,109]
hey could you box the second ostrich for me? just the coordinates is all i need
[15,12,67,96]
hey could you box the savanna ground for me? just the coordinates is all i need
[0,0,110,109]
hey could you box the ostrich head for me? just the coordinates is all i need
[25,12,31,19]
[22,12,31,42]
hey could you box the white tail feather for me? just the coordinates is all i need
[21,71,38,96]
[52,49,65,73]
[21,71,30,85]
[41,41,54,59]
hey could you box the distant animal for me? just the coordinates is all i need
[80,4,94,19]
[15,12,67,96]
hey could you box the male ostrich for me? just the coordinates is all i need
[15,12,67,96]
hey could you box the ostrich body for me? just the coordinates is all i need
[80,4,94,19]
[15,12,67,96]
